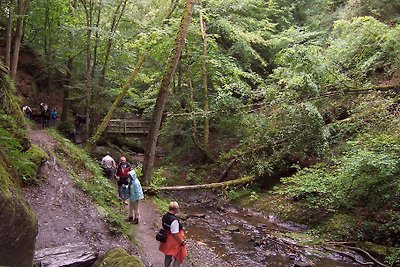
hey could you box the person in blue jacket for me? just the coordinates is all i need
[126,169,144,224]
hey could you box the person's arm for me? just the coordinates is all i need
[170,220,186,245]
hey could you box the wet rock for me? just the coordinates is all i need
[225,225,240,232]
[34,242,97,267]
[190,213,206,219]
[293,262,313,267]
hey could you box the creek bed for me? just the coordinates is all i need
[172,191,364,267]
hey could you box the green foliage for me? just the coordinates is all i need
[56,121,75,136]
[224,102,328,176]
[386,247,400,267]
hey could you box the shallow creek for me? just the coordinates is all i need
[175,192,364,267]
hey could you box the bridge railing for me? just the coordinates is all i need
[106,119,150,134]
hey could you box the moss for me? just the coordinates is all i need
[98,248,145,267]
[0,72,27,129]
[25,144,49,168]
[318,213,361,241]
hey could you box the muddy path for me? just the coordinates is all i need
[23,129,139,264]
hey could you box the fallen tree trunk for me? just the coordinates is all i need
[143,175,257,193]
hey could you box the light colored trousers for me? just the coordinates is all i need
[128,200,139,218]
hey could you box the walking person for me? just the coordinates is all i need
[116,156,131,201]
[159,201,187,267]
[126,169,144,224]
[39,103,48,128]
[101,151,116,180]
[22,105,32,119]
[50,108,58,126]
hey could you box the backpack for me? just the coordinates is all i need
[155,213,178,243]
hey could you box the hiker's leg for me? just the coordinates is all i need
[164,255,173,267]
[118,185,122,199]
[131,200,139,219]
[172,258,181,267]
[128,200,134,218]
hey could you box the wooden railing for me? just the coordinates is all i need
[106,119,150,134]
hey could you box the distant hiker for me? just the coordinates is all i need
[126,169,144,224]
[101,152,116,180]
[50,108,57,126]
[159,201,187,267]
[22,105,32,119]
[40,103,49,128]
[116,156,131,201]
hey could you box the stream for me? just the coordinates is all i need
[173,191,365,267]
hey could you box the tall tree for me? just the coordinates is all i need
[85,52,146,151]
[98,0,128,89]
[199,0,212,158]
[10,0,30,81]
[143,0,195,185]
[5,0,15,70]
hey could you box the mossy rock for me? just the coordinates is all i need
[0,152,37,267]
[97,248,145,267]
[25,144,49,169]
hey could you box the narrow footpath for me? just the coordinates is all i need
[23,128,230,267]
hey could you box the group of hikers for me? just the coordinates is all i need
[21,103,58,128]
[101,152,187,267]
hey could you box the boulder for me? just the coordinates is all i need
[34,243,97,267]
[0,156,37,267]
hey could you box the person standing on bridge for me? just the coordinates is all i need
[159,201,187,267]
[116,156,131,202]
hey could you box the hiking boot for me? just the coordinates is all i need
[126,216,133,222]
[133,218,139,224]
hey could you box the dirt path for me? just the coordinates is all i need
[23,128,231,267]
[24,129,138,262]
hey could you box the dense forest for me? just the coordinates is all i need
[1,0,400,266]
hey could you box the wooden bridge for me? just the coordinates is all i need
[105,119,150,135]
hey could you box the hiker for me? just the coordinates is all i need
[126,169,144,224]
[22,105,32,119]
[101,152,116,179]
[50,108,57,126]
[116,156,131,201]
[159,201,187,267]
[40,103,49,128]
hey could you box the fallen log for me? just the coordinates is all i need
[339,245,389,267]
[143,175,257,193]
[323,246,373,265]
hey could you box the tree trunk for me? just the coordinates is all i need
[143,0,194,186]
[61,0,78,122]
[85,52,146,151]
[98,0,127,89]
[82,0,94,141]
[199,0,210,149]
[188,69,214,161]
[10,0,30,81]
[144,175,257,193]
[5,0,15,70]
[61,57,73,122]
